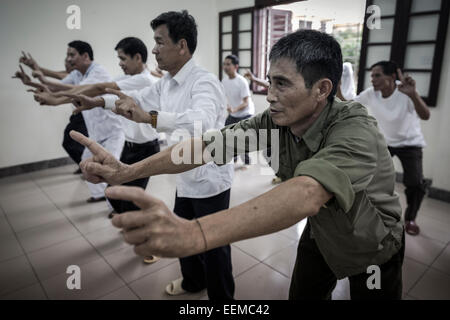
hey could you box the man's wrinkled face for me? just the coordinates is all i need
[117,49,140,75]
[266,58,318,128]
[66,47,85,71]
[152,24,181,71]
[223,58,237,76]
[371,66,395,91]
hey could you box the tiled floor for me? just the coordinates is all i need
[0,159,449,300]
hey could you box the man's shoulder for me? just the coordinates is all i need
[329,98,374,126]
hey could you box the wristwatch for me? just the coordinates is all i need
[149,110,158,128]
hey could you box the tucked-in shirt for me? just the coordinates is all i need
[103,69,159,144]
[222,73,255,117]
[354,86,426,148]
[104,59,234,199]
[203,98,404,279]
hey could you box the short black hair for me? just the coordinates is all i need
[68,40,94,60]
[269,29,342,102]
[370,60,399,79]
[115,37,148,63]
[150,10,198,54]
[225,54,239,66]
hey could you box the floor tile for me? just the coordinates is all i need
[262,243,298,278]
[234,263,290,300]
[41,258,125,300]
[103,246,178,283]
[409,268,450,300]
[234,232,295,262]
[0,232,24,262]
[0,255,38,296]
[431,244,450,276]
[84,224,128,256]
[16,217,80,253]
[0,283,47,300]
[402,257,428,293]
[231,246,259,277]
[28,236,101,280]
[405,233,446,266]
[98,285,139,300]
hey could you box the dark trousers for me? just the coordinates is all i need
[62,113,88,164]
[388,146,426,221]
[174,189,234,300]
[289,221,405,300]
[225,114,251,165]
[107,139,160,213]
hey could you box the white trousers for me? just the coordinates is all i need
[81,133,125,199]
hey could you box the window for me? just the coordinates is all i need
[357,0,450,106]
[219,8,254,80]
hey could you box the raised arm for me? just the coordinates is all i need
[244,69,269,89]
[397,68,430,120]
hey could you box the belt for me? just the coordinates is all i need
[125,139,159,149]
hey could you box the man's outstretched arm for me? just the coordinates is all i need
[106,172,331,258]
[69,131,207,185]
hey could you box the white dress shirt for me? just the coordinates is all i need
[354,86,426,148]
[104,59,234,198]
[104,69,160,144]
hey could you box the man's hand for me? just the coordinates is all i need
[397,68,417,97]
[105,88,151,124]
[227,105,233,113]
[108,186,204,258]
[69,130,131,185]
[61,93,104,114]
[19,51,39,70]
[243,69,255,81]
[33,91,59,105]
[31,69,45,82]
[12,65,32,85]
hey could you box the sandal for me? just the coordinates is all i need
[165,277,187,296]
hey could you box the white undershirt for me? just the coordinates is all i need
[222,73,254,118]
[354,86,426,148]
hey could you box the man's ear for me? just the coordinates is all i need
[134,53,142,63]
[314,78,333,102]
[178,39,189,56]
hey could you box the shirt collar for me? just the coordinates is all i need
[300,100,333,153]
[170,58,196,85]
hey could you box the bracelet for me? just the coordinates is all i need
[195,218,208,252]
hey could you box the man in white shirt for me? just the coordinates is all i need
[72,11,235,300]
[62,37,161,220]
[222,54,254,166]
[353,60,430,236]
[33,41,125,203]
[14,53,88,174]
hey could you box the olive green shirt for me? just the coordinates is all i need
[203,98,404,279]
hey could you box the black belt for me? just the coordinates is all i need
[125,139,159,149]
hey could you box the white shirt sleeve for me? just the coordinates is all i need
[240,77,251,100]
[60,71,77,84]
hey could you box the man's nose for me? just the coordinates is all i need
[266,88,277,104]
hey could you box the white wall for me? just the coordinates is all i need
[0,0,220,168]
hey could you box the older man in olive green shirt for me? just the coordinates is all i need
[70,29,405,299]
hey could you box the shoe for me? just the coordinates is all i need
[73,168,82,174]
[86,196,106,203]
[143,256,160,264]
[405,220,420,236]
[165,278,187,296]
[271,176,282,185]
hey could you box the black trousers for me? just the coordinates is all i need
[388,146,426,221]
[289,221,405,300]
[107,139,160,213]
[62,113,88,164]
[174,189,234,300]
[225,114,251,165]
